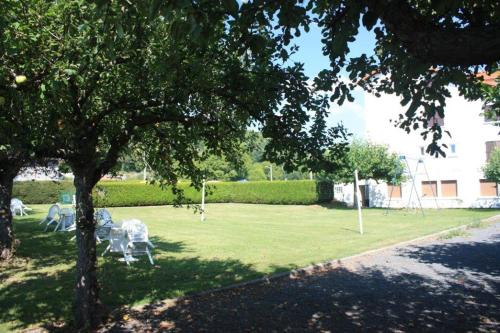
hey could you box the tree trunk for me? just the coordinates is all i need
[0,175,14,261]
[73,171,103,330]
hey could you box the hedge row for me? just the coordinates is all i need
[13,180,333,206]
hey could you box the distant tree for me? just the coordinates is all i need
[247,163,267,181]
[200,155,239,181]
[244,131,268,163]
[484,148,500,183]
[348,140,404,184]
[481,79,500,130]
[320,139,404,207]
[321,139,404,183]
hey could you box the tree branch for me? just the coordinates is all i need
[366,0,500,66]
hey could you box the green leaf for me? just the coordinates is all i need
[116,22,124,38]
[361,11,377,30]
[223,0,239,17]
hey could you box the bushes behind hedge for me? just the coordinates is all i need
[13,180,333,206]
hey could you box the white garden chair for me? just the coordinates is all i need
[102,219,154,265]
[121,219,155,265]
[42,204,61,231]
[54,208,75,232]
[70,208,116,242]
[95,208,115,243]
[102,227,135,265]
[10,198,32,216]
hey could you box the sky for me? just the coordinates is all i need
[290,22,377,138]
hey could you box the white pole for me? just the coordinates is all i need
[354,169,364,235]
[142,152,147,182]
[201,178,206,222]
[266,165,273,181]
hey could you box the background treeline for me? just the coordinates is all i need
[59,131,313,181]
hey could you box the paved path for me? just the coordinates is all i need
[105,222,500,332]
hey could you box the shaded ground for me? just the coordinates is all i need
[102,221,500,332]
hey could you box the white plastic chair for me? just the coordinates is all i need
[121,219,155,265]
[10,198,32,216]
[54,208,75,232]
[102,227,135,265]
[95,209,115,243]
[42,204,61,231]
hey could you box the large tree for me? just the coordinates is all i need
[4,0,499,329]
[2,0,339,329]
[0,0,57,260]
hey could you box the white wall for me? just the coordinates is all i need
[358,87,499,208]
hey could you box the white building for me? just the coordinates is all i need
[336,84,500,209]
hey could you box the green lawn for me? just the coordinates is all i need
[1,204,498,331]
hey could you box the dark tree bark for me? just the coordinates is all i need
[0,173,15,260]
[73,169,103,330]
[0,161,22,261]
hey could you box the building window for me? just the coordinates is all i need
[422,181,437,197]
[450,144,456,154]
[387,184,402,198]
[334,186,343,194]
[486,141,500,161]
[441,180,458,197]
[480,180,498,197]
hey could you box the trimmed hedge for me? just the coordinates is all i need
[12,181,75,204]
[13,180,333,207]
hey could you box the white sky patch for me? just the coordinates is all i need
[322,82,367,139]
[327,98,366,139]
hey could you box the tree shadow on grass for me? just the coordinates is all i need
[1,218,268,332]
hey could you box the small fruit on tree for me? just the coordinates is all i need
[15,75,27,84]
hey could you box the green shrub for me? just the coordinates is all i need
[13,180,333,206]
[12,181,75,204]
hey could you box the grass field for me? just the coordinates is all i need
[1,204,498,331]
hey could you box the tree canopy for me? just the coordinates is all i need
[0,0,342,328]
[1,0,499,329]
[237,0,499,155]
[320,139,404,184]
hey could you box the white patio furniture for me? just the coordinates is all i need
[121,219,155,265]
[102,227,136,265]
[10,198,32,216]
[54,207,75,232]
[70,208,117,242]
[95,208,115,243]
[102,219,154,265]
[42,204,61,231]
